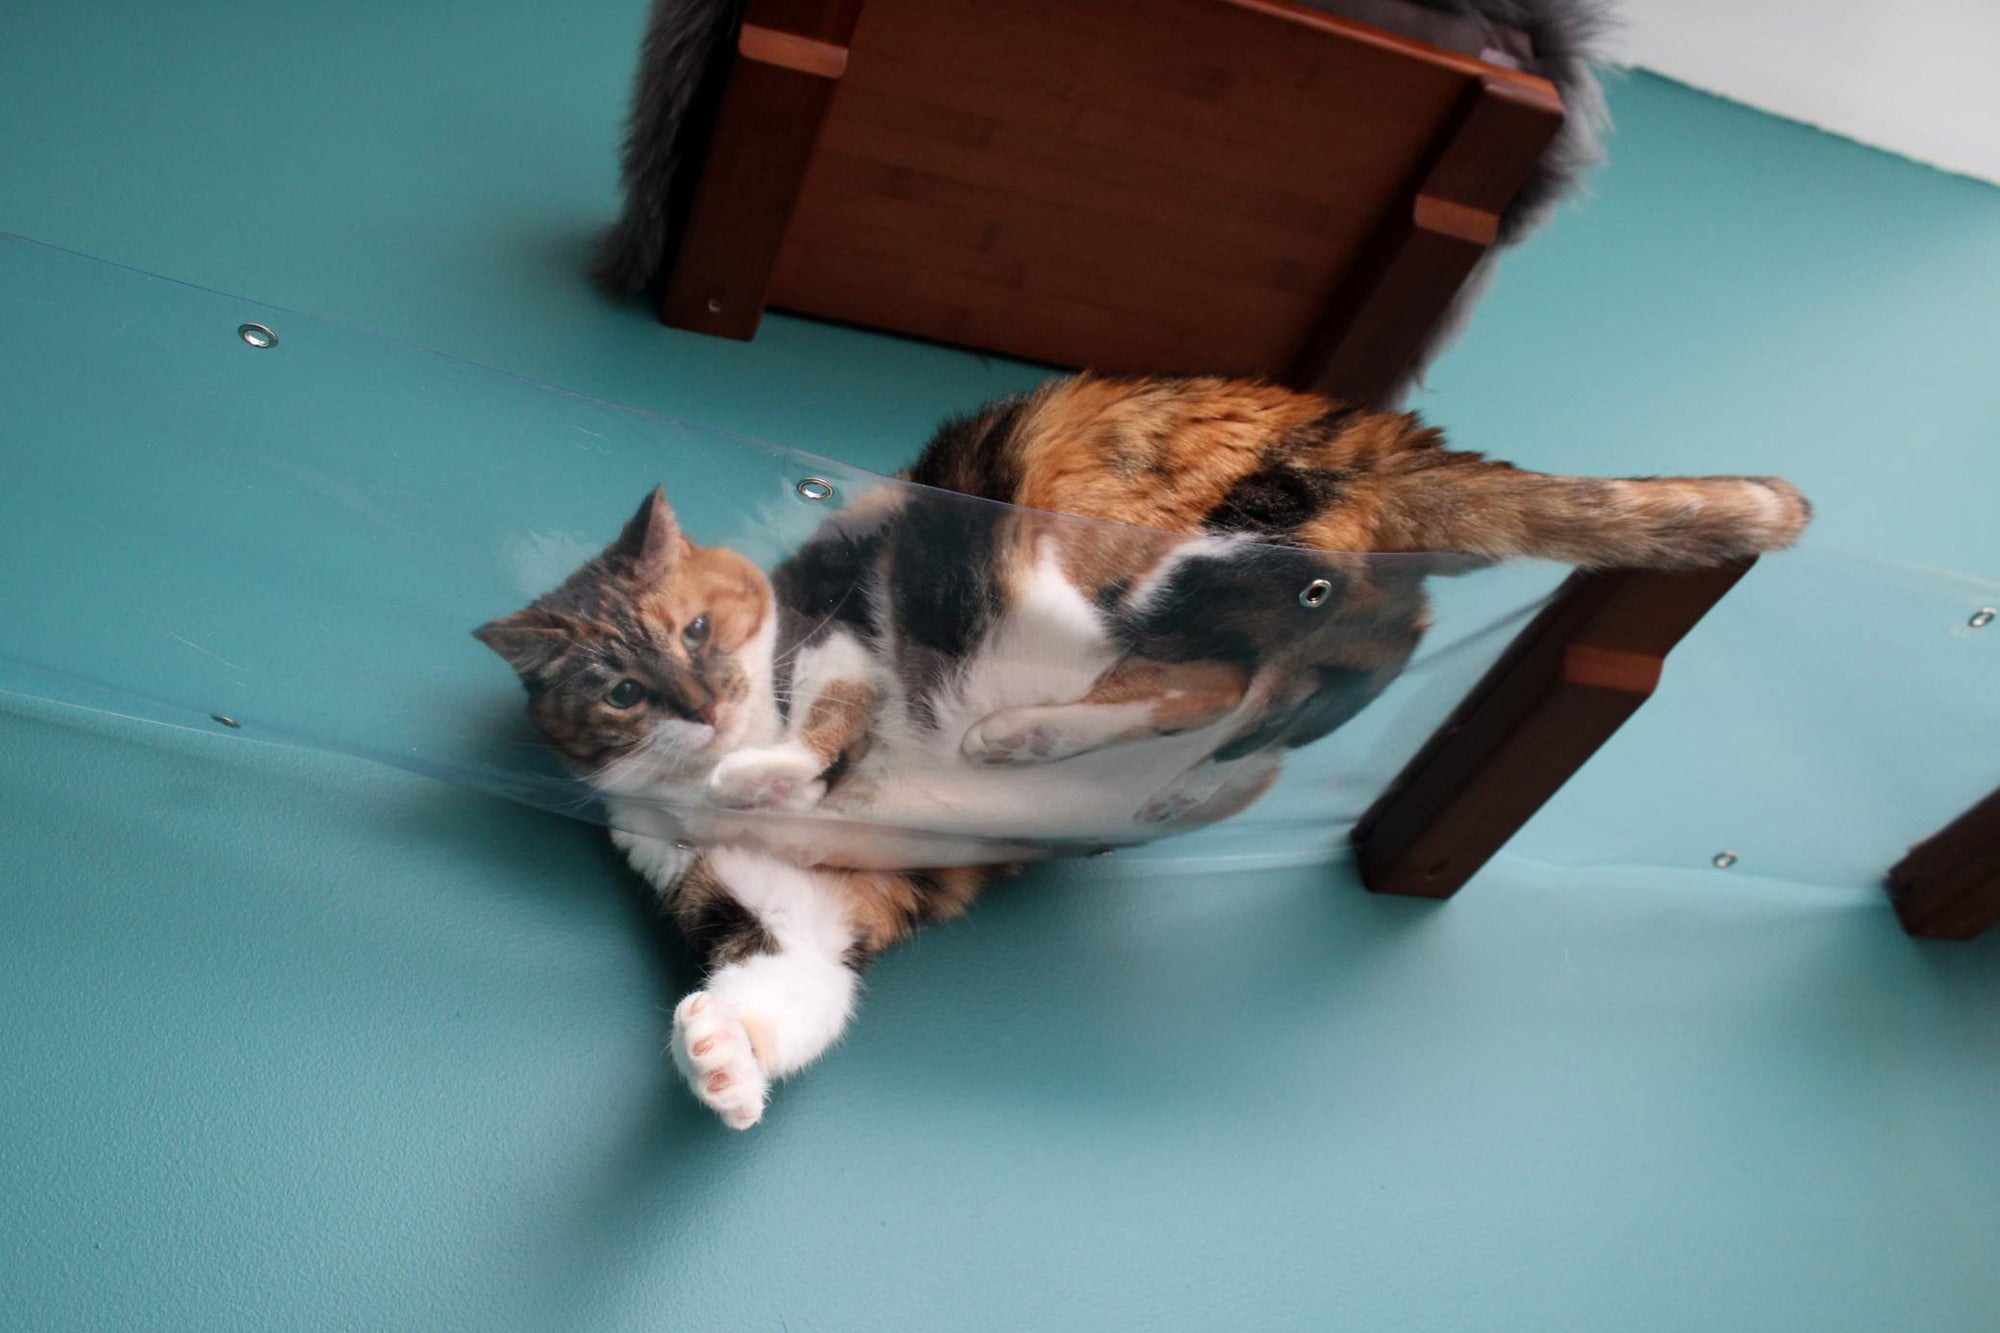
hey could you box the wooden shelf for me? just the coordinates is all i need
[659,0,1563,404]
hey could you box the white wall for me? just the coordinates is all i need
[1610,0,2000,185]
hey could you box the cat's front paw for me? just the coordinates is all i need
[671,991,769,1130]
[707,744,828,813]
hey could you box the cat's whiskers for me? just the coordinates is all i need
[765,591,862,676]
[539,653,604,700]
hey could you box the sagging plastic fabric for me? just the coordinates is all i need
[2,232,1994,882]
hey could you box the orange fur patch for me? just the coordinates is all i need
[799,680,876,768]
[1080,658,1249,736]
[833,864,1005,953]
[639,544,771,655]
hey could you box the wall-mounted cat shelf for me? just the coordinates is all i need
[648,0,1566,407]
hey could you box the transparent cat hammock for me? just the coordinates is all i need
[2,231,1994,891]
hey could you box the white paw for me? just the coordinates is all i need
[671,991,769,1130]
[962,710,1081,766]
[707,744,828,812]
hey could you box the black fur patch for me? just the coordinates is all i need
[1205,462,1349,541]
[885,491,1004,726]
[1113,544,1336,666]
[770,523,886,720]
[772,525,885,635]
[679,890,776,970]
[819,747,855,789]
[891,494,1001,659]
[907,396,1028,501]
[1213,666,1386,761]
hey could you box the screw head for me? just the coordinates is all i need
[1972,608,1996,629]
[1299,578,1333,608]
[795,477,835,502]
[210,713,241,729]
[1712,851,1738,869]
[236,322,277,348]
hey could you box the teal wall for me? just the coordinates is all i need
[3,2,1997,1329]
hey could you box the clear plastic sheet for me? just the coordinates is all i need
[2,232,1994,880]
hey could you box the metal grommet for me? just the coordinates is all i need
[705,296,723,314]
[1299,578,1333,608]
[210,713,241,729]
[1972,608,1996,629]
[236,323,277,348]
[1712,851,1738,869]
[795,477,835,503]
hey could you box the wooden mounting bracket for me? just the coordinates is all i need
[1888,787,2000,940]
[1352,560,1753,898]
[1290,73,1564,405]
[660,0,866,340]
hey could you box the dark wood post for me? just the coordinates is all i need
[1290,74,1564,406]
[660,0,867,340]
[1352,561,1754,899]
[1888,787,2000,940]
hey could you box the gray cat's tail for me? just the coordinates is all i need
[1384,0,1615,401]
[593,0,746,298]
[1404,0,1613,243]
[1378,459,1814,569]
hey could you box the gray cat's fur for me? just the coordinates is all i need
[591,0,745,296]
[1401,0,1613,242]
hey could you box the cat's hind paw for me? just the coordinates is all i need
[962,706,1119,766]
[671,991,769,1130]
[707,744,828,813]
[1137,754,1282,826]
[1136,778,1218,825]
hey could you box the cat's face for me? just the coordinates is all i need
[476,488,772,789]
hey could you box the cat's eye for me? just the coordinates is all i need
[682,614,710,647]
[605,678,646,709]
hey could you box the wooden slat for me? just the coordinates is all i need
[1351,562,1754,899]
[1888,787,2000,941]
[658,0,865,340]
[1290,74,1563,405]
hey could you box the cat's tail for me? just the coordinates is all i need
[592,0,745,297]
[1374,457,1813,569]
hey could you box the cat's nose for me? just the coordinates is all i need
[691,701,718,727]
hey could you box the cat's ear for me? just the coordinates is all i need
[473,607,570,675]
[606,485,691,582]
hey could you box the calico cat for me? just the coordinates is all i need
[477,375,1810,1129]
